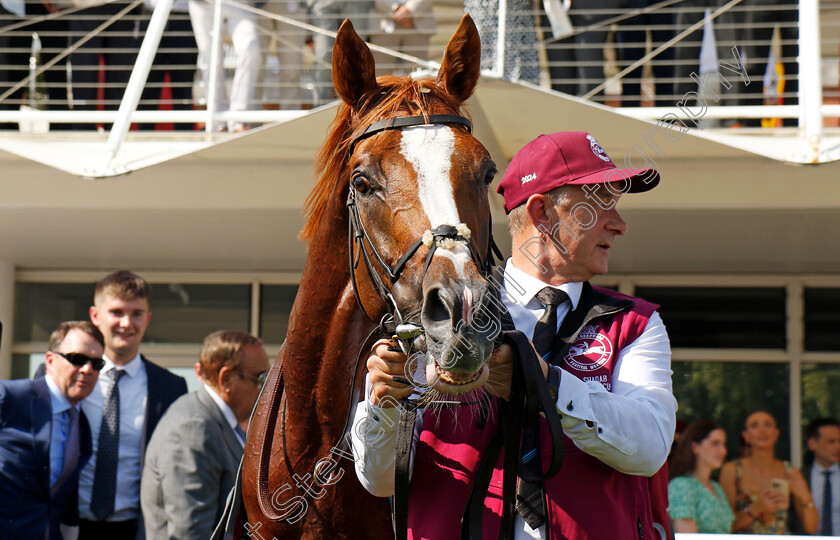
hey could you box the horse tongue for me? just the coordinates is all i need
[462,287,474,327]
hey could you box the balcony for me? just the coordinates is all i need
[0,0,838,177]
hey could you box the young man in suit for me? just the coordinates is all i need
[78,271,188,539]
[0,321,104,539]
[141,330,270,539]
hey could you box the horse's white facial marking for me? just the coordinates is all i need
[400,125,471,280]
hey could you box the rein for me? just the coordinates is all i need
[460,331,565,539]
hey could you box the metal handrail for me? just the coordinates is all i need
[0,0,834,144]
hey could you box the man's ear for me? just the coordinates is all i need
[218,365,234,391]
[45,351,56,372]
[525,194,553,232]
[808,437,818,452]
[89,305,99,325]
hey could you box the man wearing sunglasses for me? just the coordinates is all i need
[0,321,104,540]
[141,330,269,540]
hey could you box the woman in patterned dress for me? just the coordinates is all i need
[719,410,818,534]
[668,420,735,533]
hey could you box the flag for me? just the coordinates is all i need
[762,27,785,128]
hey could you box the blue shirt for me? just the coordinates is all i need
[79,353,148,521]
[44,374,74,487]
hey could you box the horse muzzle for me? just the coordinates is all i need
[420,279,500,394]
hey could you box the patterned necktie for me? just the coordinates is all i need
[91,369,126,520]
[52,407,80,495]
[531,287,569,360]
[822,470,833,535]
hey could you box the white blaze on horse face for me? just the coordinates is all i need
[399,125,472,280]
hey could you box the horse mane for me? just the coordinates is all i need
[300,75,468,243]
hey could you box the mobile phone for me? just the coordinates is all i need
[771,478,790,500]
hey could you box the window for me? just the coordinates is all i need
[672,360,791,460]
[14,282,95,342]
[635,287,787,349]
[144,284,251,343]
[11,354,41,380]
[801,363,840,422]
[259,285,299,344]
[804,288,840,351]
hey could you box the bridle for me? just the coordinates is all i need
[345,113,503,334]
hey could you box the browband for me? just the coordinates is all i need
[346,114,472,160]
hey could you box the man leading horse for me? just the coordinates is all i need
[353,131,677,539]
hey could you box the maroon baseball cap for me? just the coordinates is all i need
[496,132,660,214]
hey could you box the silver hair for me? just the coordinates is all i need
[507,185,572,237]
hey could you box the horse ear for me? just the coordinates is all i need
[436,14,481,103]
[332,19,378,108]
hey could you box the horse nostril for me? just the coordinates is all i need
[422,287,451,327]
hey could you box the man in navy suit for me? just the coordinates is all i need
[78,271,188,539]
[0,321,105,539]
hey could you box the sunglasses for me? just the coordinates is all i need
[237,370,267,386]
[53,351,106,371]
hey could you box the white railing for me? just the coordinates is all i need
[676,535,835,539]
[0,0,837,141]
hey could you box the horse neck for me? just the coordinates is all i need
[281,190,376,443]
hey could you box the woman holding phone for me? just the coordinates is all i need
[720,410,818,534]
[668,420,735,533]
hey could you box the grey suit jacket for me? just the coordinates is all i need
[140,387,243,540]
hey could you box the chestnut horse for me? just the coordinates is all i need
[239,15,501,539]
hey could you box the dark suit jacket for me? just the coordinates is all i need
[34,355,186,539]
[141,355,188,448]
[0,377,93,540]
[140,387,244,540]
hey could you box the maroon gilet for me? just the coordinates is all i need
[406,285,661,540]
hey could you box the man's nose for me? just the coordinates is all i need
[605,208,628,235]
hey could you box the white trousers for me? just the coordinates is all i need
[189,0,261,130]
[258,0,305,107]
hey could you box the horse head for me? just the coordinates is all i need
[307,15,501,396]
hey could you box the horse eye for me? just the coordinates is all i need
[353,175,372,194]
[483,168,496,185]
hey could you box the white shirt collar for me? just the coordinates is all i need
[504,259,582,310]
[203,384,239,431]
[44,373,73,415]
[815,462,840,474]
[101,352,143,377]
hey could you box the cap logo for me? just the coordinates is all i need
[586,135,611,162]
[521,172,537,184]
